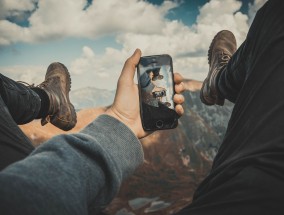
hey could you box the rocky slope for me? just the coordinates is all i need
[20,79,233,214]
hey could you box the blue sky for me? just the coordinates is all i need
[0,0,266,90]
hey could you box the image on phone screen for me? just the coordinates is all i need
[137,55,178,131]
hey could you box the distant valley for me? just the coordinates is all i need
[20,79,233,215]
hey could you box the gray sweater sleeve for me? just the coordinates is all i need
[0,114,144,215]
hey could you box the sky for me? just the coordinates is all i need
[0,0,267,91]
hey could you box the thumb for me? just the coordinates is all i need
[119,49,142,84]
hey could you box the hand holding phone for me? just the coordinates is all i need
[137,54,179,131]
[106,49,184,138]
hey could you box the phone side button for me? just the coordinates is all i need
[156,120,164,129]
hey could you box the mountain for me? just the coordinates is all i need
[20,79,233,215]
[70,87,115,110]
[103,80,233,215]
[20,107,107,146]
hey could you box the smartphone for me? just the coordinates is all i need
[137,54,179,131]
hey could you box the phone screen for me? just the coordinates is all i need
[137,55,178,131]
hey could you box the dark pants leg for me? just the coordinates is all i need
[178,0,284,214]
[0,74,41,170]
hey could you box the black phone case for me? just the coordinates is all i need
[137,54,178,131]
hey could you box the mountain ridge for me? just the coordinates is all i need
[20,79,233,214]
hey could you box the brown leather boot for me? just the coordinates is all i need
[38,62,77,131]
[200,30,237,106]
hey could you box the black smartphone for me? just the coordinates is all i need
[137,54,179,131]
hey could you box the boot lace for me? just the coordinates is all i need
[219,51,231,68]
[17,80,49,89]
[17,81,35,88]
[36,80,49,89]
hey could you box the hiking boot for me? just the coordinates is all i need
[38,62,77,131]
[200,30,237,106]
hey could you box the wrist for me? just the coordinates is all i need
[105,107,138,137]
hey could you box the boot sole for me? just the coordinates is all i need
[58,63,77,131]
[42,63,77,131]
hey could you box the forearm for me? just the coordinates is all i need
[0,115,144,215]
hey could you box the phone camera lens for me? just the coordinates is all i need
[156,120,164,128]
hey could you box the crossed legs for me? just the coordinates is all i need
[178,0,284,214]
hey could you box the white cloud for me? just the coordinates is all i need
[0,65,46,84]
[0,0,178,45]
[0,20,30,45]
[69,0,251,88]
[70,46,128,90]
[0,0,268,90]
[0,0,37,19]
